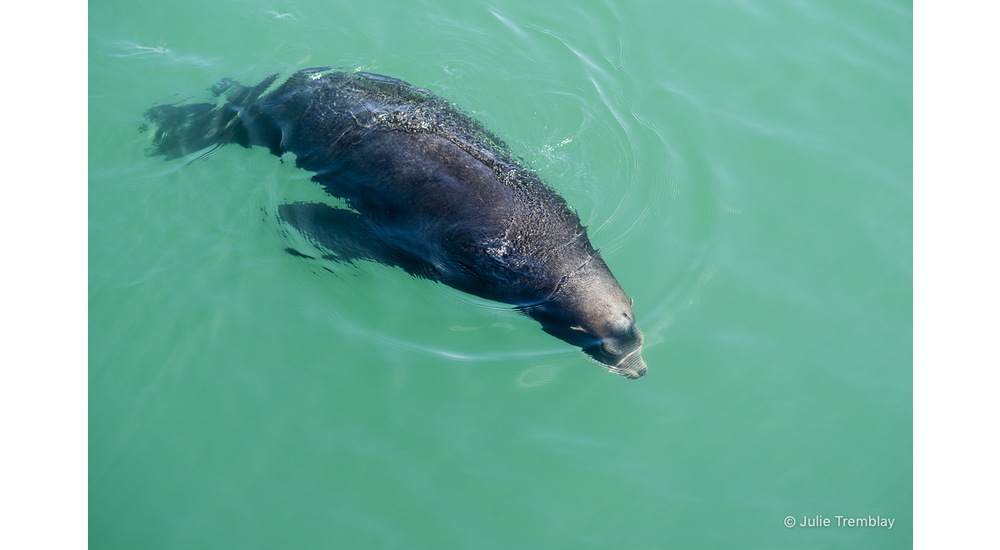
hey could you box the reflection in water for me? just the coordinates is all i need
[515,362,566,388]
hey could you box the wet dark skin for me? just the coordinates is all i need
[146,68,646,378]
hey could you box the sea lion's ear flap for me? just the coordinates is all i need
[571,326,587,332]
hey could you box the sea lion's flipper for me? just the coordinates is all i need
[277,202,443,280]
[144,74,281,160]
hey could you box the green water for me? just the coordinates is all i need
[89,0,912,548]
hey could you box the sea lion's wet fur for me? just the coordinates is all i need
[145,68,646,378]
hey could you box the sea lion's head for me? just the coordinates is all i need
[524,256,647,379]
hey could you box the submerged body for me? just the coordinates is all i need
[146,68,646,378]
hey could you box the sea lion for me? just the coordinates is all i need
[145,67,646,378]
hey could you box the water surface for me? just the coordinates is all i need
[89,0,912,547]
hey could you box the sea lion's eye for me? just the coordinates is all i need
[601,342,622,357]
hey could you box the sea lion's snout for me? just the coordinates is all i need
[585,320,646,379]
[613,348,647,379]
